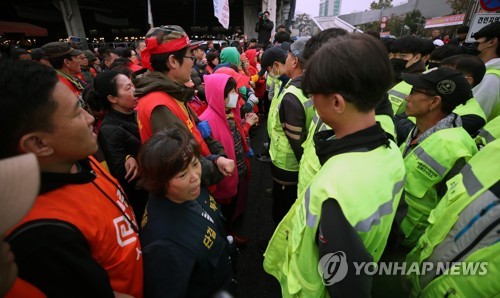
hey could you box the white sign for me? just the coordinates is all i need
[466,13,500,43]
[213,0,230,29]
[380,23,386,29]
[381,16,388,23]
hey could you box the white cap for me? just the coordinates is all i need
[0,153,40,235]
[433,39,444,47]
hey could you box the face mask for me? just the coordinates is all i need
[226,92,238,109]
[272,65,281,77]
[390,58,408,80]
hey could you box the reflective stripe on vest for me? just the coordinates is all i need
[414,147,447,176]
[476,116,500,148]
[264,142,406,297]
[269,83,315,172]
[388,81,411,115]
[401,127,478,248]
[406,139,500,297]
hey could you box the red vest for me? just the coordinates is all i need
[57,74,81,96]
[9,157,143,298]
[137,91,211,156]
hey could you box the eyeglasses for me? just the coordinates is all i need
[183,56,196,62]
[410,87,437,97]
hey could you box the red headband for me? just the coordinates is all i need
[140,35,191,70]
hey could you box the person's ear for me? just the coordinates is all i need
[429,95,442,111]
[107,94,118,104]
[18,133,54,157]
[464,75,474,86]
[167,54,178,69]
[331,93,347,114]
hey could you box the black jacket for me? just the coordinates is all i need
[141,188,234,298]
[98,109,147,219]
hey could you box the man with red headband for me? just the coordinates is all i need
[135,25,234,186]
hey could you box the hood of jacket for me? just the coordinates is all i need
[244,49,258,69]
[220,47,240,66]
[204,74,231,119]
[134,70,194,103]
[214,66,250,90]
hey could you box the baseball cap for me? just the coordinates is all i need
[402,67,472,109]
[141,25,202,70]
[473,21,500,39]
[258,46,287,76]
[30,48,48,61]
[41,42,83,59]
[289,37,310,63]
[0,153,40,235]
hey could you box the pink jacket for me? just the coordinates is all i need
[200,74,239,202]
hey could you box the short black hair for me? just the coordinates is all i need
[456,25,469,34]
[429,44,464,62]
[150,47,188,72]
[0,59,59,158]
[302,28,348,62]
[303,33,393,112]
[84,70,121,112]
[223,77,237,99]
[274,31,291,44]
[421,39,436,57]
[440,54,486,88]
[391,36,424,55]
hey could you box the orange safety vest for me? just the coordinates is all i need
[137,91,211,156]
[8,157,143,298]
[5,278,46,298]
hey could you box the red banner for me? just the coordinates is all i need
[424,14,466,29]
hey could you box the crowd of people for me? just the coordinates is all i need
[0,19,499,297]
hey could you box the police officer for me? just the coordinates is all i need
[264,33,406,297]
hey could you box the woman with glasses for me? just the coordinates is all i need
[399,67,478,248]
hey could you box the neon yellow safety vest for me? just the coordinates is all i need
[453,97,487,122]
[266,77,286,138]
[476,116,500,148]
[297,113,396,195]
[264,141,406,297]
[400,127,478,248]
[269,82,315,172]
[388,81,412,115]
[297,112,329,195]
[484,67,500,121]
[406,139,500,297]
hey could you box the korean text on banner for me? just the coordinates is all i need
[213,0,230,29]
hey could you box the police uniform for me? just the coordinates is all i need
[141,187,234,297]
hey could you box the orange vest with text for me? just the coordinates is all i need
[137,91,211,156]
[9,157,143,298]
